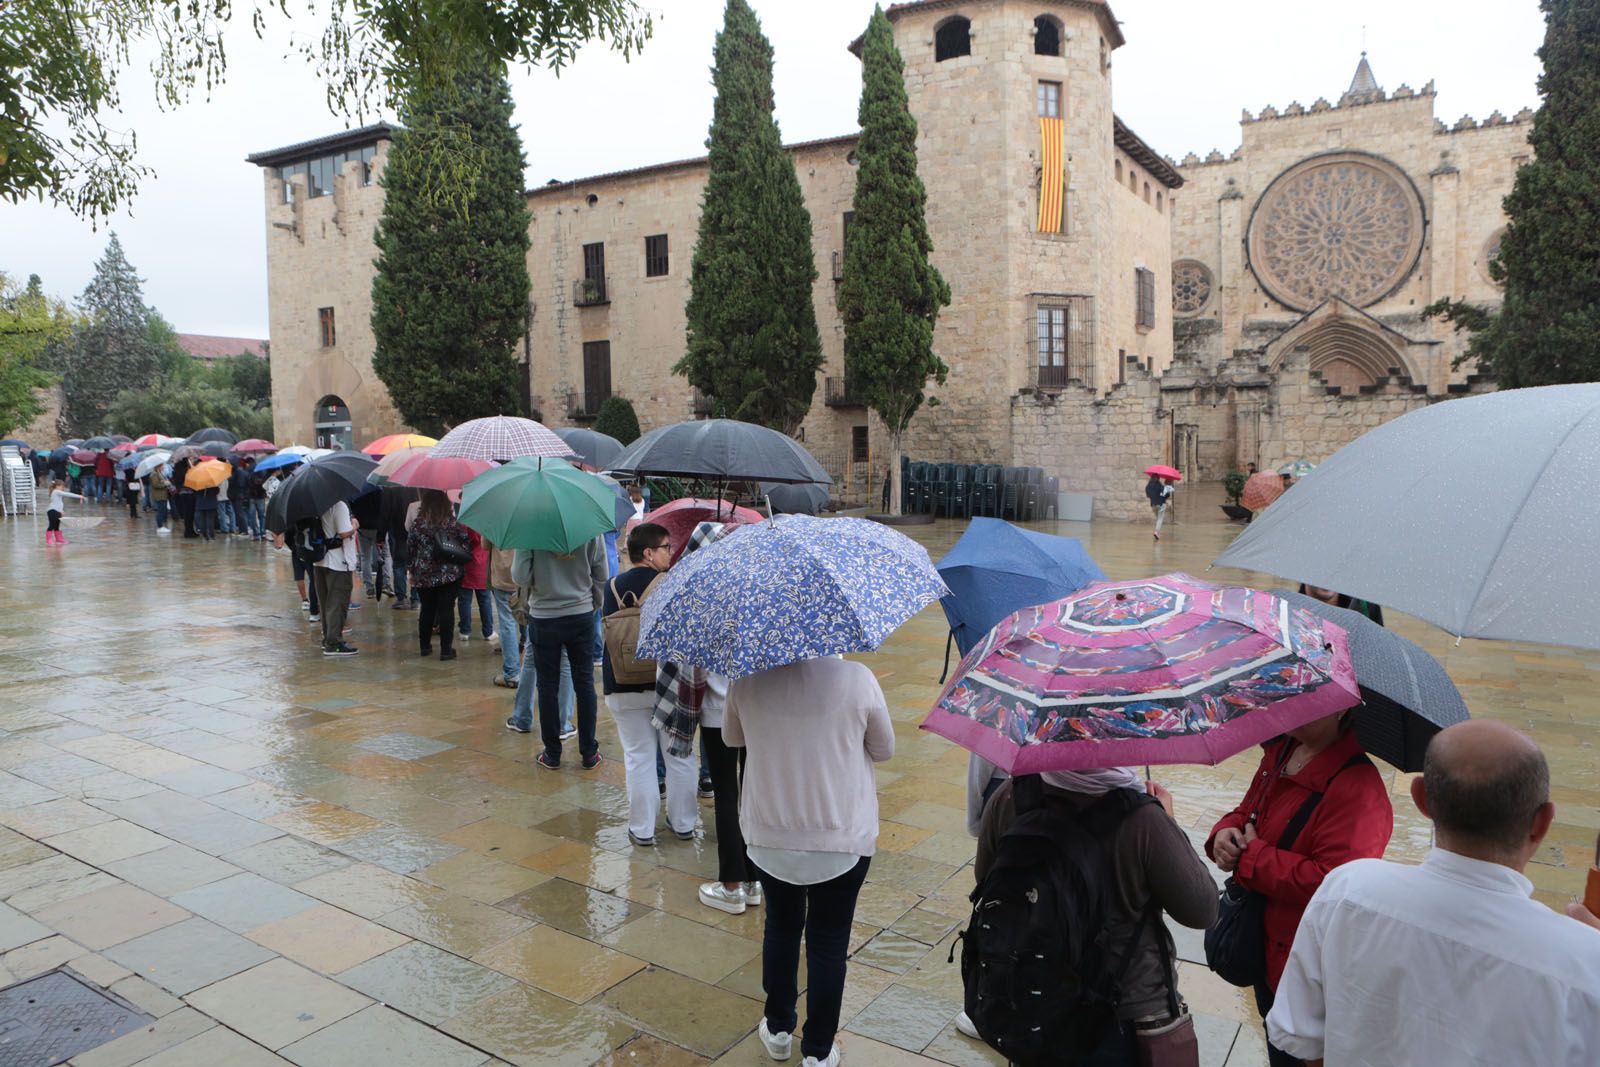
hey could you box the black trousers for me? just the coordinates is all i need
[46,509,61,533]
[533,611,598,763]
[418,580,461,654]
[1255,982,1304,1067]
[177,492,197,536]
[701,726,748,884]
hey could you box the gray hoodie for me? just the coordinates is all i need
[512,539,606,619]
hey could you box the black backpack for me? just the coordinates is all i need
[293,519,329,564]
[955,775,1157,1066]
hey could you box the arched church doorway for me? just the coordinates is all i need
[314,396,354,450]
[1297,320,1407,394]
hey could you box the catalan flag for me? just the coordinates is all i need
[1038,117,1065,233]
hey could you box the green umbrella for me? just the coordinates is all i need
[458,455,617,553]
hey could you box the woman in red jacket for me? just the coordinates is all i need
[1206,710,1392,1067]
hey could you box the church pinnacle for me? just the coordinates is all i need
[1343,51,1382,104]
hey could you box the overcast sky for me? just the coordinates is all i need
[3,0,1544,339]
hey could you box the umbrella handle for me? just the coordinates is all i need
[938,630,954,685]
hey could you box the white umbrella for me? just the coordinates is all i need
[134,451,173,479]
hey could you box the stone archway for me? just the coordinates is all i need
[1264,298,1416,394]
[314,395,354,451]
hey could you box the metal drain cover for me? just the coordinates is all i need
[0,969,154,1066]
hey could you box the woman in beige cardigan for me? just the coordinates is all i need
[723,655,895,1067]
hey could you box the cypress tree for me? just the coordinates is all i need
[678,0,822,434]
[839,6,950,514]
[371,55,531,436]
[59,233,162,435]
[1427,0,1600,386]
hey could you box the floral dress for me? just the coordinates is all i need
[406,517,468,588]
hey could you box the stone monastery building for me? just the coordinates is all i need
[250,0,1524,518]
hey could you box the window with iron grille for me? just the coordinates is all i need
[852,426,870,463]
[318,307,336,348]
[645,234,669,277]
[1136,268,1156,330]
[1035,297,1095,389]
[582,340,612,414]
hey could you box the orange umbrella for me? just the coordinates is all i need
[184,459,232,490]
[1240,470,1286,512]
[364,433,437,456]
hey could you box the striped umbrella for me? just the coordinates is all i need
[367,446,432,484]
[363,433,437,456]
[430,416,574,461]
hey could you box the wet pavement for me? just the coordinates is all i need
[0,486,1594,1065]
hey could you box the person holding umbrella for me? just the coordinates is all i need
[1143,465,1179,541]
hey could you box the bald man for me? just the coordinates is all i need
[1266,721,1600,1067]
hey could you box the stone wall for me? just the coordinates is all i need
[14,385,65,446]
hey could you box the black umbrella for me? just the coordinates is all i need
[82,435,117,450]
[187,427,238,446]
[109,434,131,444]
[264,452,377,532]
[763,481,829,515]
[49,445,74,462]
[63,439,84,448]
[554,427,624,470]
[200,441,232,459]
[1275,590,1469,772]
[609,419,832,486]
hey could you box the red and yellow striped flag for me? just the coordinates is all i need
[1038,117,1065,233]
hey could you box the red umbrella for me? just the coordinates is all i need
[647,497,763,564]
[70,450,98,465]
[231,438,278,455]
[1144,464,1182,481]
[1240,470,1286,512]
[387,453,493,491]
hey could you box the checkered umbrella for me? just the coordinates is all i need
[430,416,574,461]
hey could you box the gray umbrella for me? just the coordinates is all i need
[187,427,239,446]
[763,481,829,515]
[1216,383,1600,649]
[1275,591,1468,772]
[554,427,624,470]
[609,419,832,486]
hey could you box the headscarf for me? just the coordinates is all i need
[1040,767,1144,795]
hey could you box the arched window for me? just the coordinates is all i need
[314,396,354,452]
[1144,181,1151,204]
[935,16,971,61]
[1156,191,1163,213]
[1115,159,1123,182]
[1033,15,1062,56]
[1129,171,1138,193]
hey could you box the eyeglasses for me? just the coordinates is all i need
[650,542,672,552]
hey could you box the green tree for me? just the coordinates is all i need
[838,7,951,514]
[106,379,272,441]
[206,350,272,407]
[2,0,652,219]
[57,234,164,435]
[371,56,531,437]
[1425,0,1600,386]
[677,0,822,435]
[593,395,641,444]
[0,273,70,436]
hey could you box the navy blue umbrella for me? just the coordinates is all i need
[935,517,1106,676]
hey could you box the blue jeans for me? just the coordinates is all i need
[532,612,596,762]
[241,498,264,537]
[511,629,574,733]
[593,606,604,662]
[218,501,235,533]
[491,589,519,682]
[153,499,168,530]
[457,587,494,638]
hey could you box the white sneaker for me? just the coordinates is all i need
[489,633,502,651]
[802,1045,840,1067]
[301,599,310,610]
[157,527,171,535]
[458,632,469,643]
[698,881,746,915]
[743,881,763,907]
[758,1018,792,1061]
[954,1010,980,1040]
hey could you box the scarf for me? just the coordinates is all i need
[651,520,738,756]
[1040,766,1144,795]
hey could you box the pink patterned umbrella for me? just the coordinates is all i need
[646,497,764,564]
[387,454,493,491]
[430,416,574,461]
[921,573,1359,773]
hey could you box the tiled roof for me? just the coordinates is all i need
[1114,117,1183,189]
[245,124,396,167]
[176,334,267,361]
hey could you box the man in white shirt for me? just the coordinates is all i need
[1267,720,1600,1066]
[313,499,360,657]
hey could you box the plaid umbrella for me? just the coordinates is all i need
[637,514,947,678]
[430,416,574,461]
[1240,471,1286,512]
[921,573,1359,773]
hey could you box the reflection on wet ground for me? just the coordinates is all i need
[0,485,1592,1065]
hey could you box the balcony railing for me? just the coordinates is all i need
[825,375,864,408]
[831,250,844,281]
[573,276,609,307]
[691,389,713,417]
[565,391,607,420]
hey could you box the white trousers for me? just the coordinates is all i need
[606,692,698,840]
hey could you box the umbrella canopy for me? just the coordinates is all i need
[49,445,74,462]
[1277,460,1317,478]
[1144,464,1182,481]
[368,446,432,484]
[70,450,98,465]
[921,574,1359,774]
[200,441,233,459]
[187,427,238,446]
[387,453,493,491]
[184,460,232,490]
[264,452,378,532]
[167,443,205,464]
[553,427,624,470]
[0,438,27,448]
[638,515,947,678]
[278,445,315,457]
[109,434,131,443]
[129,433,180,448]
[457,456,618,553]
[134,451,173,478]
[115,452,145,472]
[231,438,277,455]
[937,517,1107,658]
[1275,591,1468,772]
[610,419,833,486]
[1216,383,1600,648]
[253,452,303,474]
[594,473,637,530]
[363,433,437,456]
[82,436,117,451]
[763,481,830,515]
[431,416,573,461]
[647,497,765,564]
[1240,470,1286,512]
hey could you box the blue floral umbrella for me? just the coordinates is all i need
[637,514,948,678]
